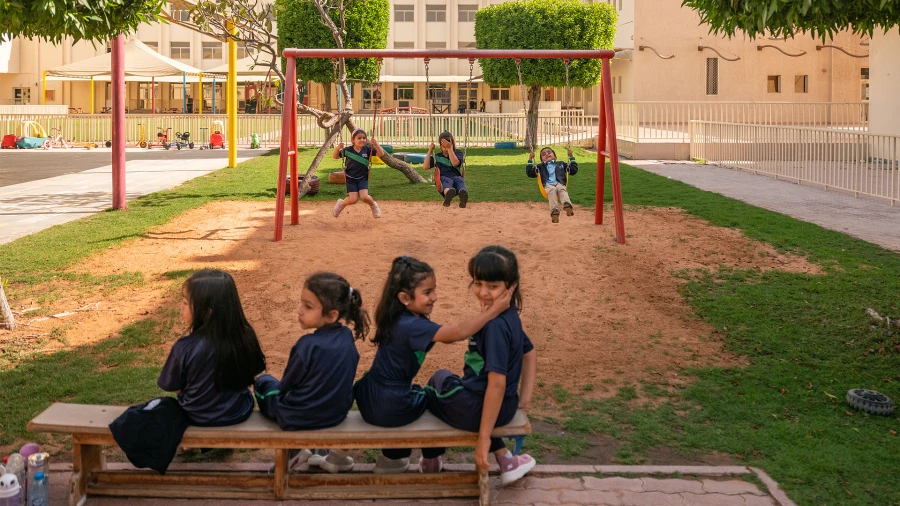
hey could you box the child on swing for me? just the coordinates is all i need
[332,128,385,218]
[424,131,468,208]
[526,146,578,223]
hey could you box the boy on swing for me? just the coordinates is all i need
[526,147,578,223]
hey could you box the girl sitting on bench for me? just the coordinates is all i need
[254,272,369,473]
[425,246,537,485]
[354,256,514,474]
[158,269,267,427]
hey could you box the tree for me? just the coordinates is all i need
[681,0,898,39]
[474,0,617,149]
[175,0,426,192]
[0,0,163,43]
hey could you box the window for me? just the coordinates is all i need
[13,88,31,105]
[426,5,446,22]
[169,3,190,21]
[203,42,222,59]
[767,75,781,93]
[106,44,112,53]
[394,41,414,49]
[237,43,256,60]
[394,5,414,22]
[458,4,477,22]
[425,42,447,49]
[458,82,478,104]
[45,90,55,101]
[170,42,190,60]
[171,86,186,100]
[861,83,870,101]
[794,75,808,93]
[706,58,718,95]
[428,83,447,99]
[394,83,414,100]
[490,87,510,100]
[143,41,159,51]
[861,67,870,80]
[460,41,477,49]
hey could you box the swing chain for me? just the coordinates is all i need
[461,58,475,178]
[424,57,433,147]
[564,59,571,150]
[331,58,343,147]
[371,57,383,138]
[514,59,530,150]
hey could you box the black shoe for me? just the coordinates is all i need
[443,188,457,207]
[458,189,469,208]
[563,202,574,216]
[551,209,560,223]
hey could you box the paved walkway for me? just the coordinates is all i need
[630,160,900,252]
[0,149,259,245]
[44,463,796,506]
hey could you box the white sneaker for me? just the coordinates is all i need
[371,202,382,218]
[289,449,312,472]
[319,450,354,474]
[374,455,409,474]
[498,453,536,486]
[307,449,329,467]
[333,199,344,218]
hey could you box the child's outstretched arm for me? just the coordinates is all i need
[476,372,507,470]
[525,151,538,178]
[566,148,578,176]
[432,284,516,344]
[369,137,386,158]
[518,349,537,410]
[424,142,434,170]
[332,142,344,160]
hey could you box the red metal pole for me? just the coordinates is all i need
[151,77,155,114]
[289,78,299,226]
[596,80,606,225]
[283,49,615,60]
[273,58,296,242]
[111,34,126,210]
[601,57,626,244]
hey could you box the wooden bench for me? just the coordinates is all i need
[28,403,531,506]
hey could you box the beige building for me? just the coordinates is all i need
[0,0,869,115]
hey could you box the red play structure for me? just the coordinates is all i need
[273,49,625,244]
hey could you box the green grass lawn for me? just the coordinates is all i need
[1,146,899,505]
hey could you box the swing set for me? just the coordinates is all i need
[273,49,625,245]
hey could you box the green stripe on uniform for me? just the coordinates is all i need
[433,154,452,167]
[423,384,464,399]
[344,150,370,166]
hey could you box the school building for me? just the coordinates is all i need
[0,0,870,117]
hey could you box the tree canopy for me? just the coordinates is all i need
[0,0,163,44]
[277,0,389,84]
[474,0,617,89]
[681,0,899,39]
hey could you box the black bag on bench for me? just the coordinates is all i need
[109,397,190,475]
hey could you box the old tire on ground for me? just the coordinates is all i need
[847,389,894,416]
[404,153,427,164]
[328,171,347,184]
[380,145,393,153]
[494,141,517,149]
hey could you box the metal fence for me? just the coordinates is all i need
[690,120,899,206]
[616,102,869,143]
[0,112,599,148]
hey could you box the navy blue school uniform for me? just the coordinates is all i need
[255,323,360,431]
[430,149,467,193]
[354,312,445,459]
[158,333,255,427]
[339,145,375,193]
[426,303,533,452]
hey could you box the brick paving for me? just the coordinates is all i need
[630,160,900,252]
[44,464,796,506]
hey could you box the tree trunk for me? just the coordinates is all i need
[323,84,332,113]
[525,83,541,150]
[296,127,341,199]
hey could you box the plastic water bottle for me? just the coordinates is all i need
[26,473,47,506]
[3,457,24,506]
[0,473,22,506]
[24,454,47,504]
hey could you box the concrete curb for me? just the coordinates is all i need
[751,467,799,506]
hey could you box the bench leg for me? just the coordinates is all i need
[478,467,491,506]
[69,442,105,506]
[273,449,288,499]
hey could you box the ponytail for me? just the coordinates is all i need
[346,287,369,340]
[304,272,371,340]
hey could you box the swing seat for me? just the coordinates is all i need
[537,171,570,200]
[494,141,517,149]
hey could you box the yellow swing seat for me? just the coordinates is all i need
[537,167,569,200]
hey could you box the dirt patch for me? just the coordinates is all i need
[4,201,819,394]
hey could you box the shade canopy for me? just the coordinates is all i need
[46,39,203,78]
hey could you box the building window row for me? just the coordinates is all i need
[394,4,478,23]
[137,41,251,60]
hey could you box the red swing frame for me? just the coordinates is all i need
[274,49,625,244]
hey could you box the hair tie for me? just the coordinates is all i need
[349,286,354,297]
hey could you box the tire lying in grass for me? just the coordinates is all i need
[846,389,894,416]
[494,141,517,149]
[380,145,393,153]
[404,153,427,164]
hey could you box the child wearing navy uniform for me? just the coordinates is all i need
[158,269,267,427]
[426,246,537,486]
[354,256,515,474]
[526,146,578,223]
[332,129,385,218]
[254,272,368,473]
[424,131,468,208]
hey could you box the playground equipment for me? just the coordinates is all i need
[42,128,72,150]
[273,48,625,247]
[13,120,48,149]
[134,123,147,148]
[209,120,226,149]
[172,131,194,150]
[148,127,171,149]
[251,133,260,149]
[1,135,16,149]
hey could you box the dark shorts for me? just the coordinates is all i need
[425,369,517,453]
[353,374,427,428]
[439,175,467,194]
[346,176,369,194]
